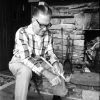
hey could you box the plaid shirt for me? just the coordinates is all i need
[11,24,58,73]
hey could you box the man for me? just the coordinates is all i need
[9,2,68,100]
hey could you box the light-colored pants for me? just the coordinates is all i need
[9,56,68,100]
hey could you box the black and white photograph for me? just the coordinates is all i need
[0,0,100,100]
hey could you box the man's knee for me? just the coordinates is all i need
[58,88,68,97]
[19,66,32,79]
[53,83,68,97]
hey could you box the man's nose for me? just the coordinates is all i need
[42,27,47,30]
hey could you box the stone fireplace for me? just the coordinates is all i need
[29,0,100,72]
[49,2,99,67]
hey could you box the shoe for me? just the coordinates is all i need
[66,88,82,99]
[52,95,62,100]
[84,67,90,72]
[65,74,72,82]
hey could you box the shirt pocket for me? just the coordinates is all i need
[44,41,48,48]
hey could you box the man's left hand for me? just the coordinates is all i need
[52,62,63,75]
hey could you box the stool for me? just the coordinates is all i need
[28,72,44,100]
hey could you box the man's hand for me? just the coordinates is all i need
[42,70,61,86]
[65,74,72,82]
[41,61,51,69]
[32,64,44,75]
[50,76,61,86]
[52,62,64,75]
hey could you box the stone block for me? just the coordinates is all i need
[73,45,84,51]
[54,51,63,59]
[53,45,59,50]
[53,33,61,38]
[61,18,75,24]
[50,30,60,34]
[63,30,73,37]
[70,34,84,40]
[82,90,100,100]
[62,39,67,45]
[73,30,84,35]
[51,8,60,16]
[50,24,75,30]
[73,40,84,46]
[51,18,61,25]
[53,44,62,50]
[72,52,84,58]
[74,12,91,30]
[62,24,75,29]
[72,58,84,63]
[62,46,67,53]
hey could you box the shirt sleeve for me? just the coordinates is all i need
[46,35,59,65]
[14,28,43,74]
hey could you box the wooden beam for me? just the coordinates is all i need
[28,0,39,2]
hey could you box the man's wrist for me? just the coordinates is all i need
[39,66,44,73]
[41,69,47,75]
[32,65,44,74]
[52,61,59,66]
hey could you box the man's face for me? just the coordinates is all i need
[32,12,51,36]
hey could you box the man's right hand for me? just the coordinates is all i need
[41,61,51,69]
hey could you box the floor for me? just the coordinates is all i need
[0,69,100,100]
[0,69,76,100]
[0,69,52,100]
[0,84,53,100]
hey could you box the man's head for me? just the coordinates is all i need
[31,3,52,36]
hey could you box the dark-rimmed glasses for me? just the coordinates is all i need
[36,19,52,29]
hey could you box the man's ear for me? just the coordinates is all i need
[32,17,36,23]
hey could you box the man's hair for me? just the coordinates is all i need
[31,3,52,18]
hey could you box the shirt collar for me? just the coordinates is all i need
[26,23,49,38]
[25,24,35,35]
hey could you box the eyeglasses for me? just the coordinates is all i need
[36,19,52,29]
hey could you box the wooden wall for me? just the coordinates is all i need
[0,0,31,70]
[0,0,11,70]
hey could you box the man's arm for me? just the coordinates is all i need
[14,28,44,74]
[46,35,59,64]
[45,35,64,74]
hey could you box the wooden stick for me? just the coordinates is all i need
[40,56,66,81]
